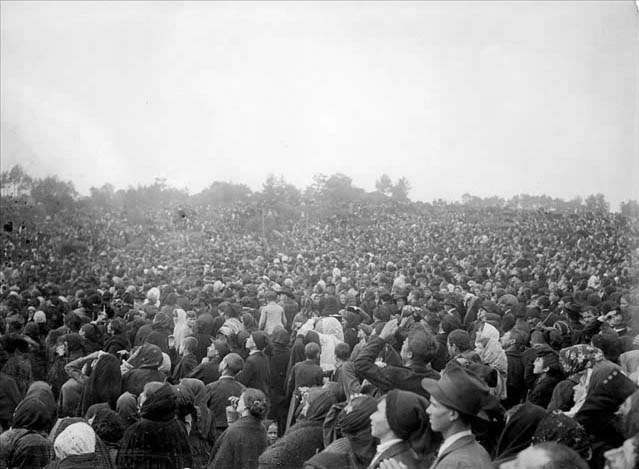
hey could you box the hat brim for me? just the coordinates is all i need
[421,378,489,421]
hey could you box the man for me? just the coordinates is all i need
[422,366,494,469]
[205,353,245,443]
[354,318,439,398]
[285,342,324,400]
[258,291,286,334]
[499,329,526,409]
[236,330,271,397]
[186,338,229,385]
[331,342,361,401]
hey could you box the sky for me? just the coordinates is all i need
[1,1,638,208]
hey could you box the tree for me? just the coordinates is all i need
[584,193,609,213]
[390,177,411,200]
[375,174,393,195]
[1,164,33,197]
[30,176,78,214]
[620,200,639,219]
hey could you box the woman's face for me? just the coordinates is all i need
[370,398,391,440]
[267,423,278,445]
[237,392,247,415]
[533,357,546,375]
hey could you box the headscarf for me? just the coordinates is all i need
[172,308,190,352]
[271,326,290,347]
[88,405,126,445]
[127,343,163,370]
[140,382,177,422]
[305,390,338,422]
[559,344,604,377]
[53,422,96,460]
[494,402,547,463]
[532,410,591,460]
[476,338,508,374]
[385,389,431,456]
[177,378,209,435]
[78,353,122,416]
[339,395,377,466]
[315,317,345,342]
[12,397,54,433]
[116,392,139,427]
[475,322,500,343]
[577,360,638,418]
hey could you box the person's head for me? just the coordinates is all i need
[304,342,321,361]
[266,291,277,303]
[237,388,269,420]
[334,342,350,362]
[247,331,268,352]
[500,329,525,351]
[580,307,597,326]
[400,323,438,366]
[207,339,230,362]
[370,396,396,441]
[447,329,471,357]
[266,420,279,445]
[186,310,196,330]
[506,442,589,469]
[138,381,165,409]
[219,352,244,376]
[53,422,96,461]
[181,336,198,356]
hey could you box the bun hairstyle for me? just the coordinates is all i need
[242,388,270,420]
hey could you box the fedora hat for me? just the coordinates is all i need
[422,365,490,418]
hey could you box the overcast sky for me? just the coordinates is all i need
[1,1,637,207]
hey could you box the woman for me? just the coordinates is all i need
[208,388,269,469]
[80,323,104,354]
[103,318,131,358]
[47,334,84,400]
[258,389,337,469]
[474,324,508,401]
[268,326,291,435]
[116,381,193,469]
[172,308,191,353]
[120,343,166,396]
[78,353,121,416]
[45,422,104,469]
[304,395,378,469]
[549,344,604,411]
[176,379,211,469]
[0,396,55,468]
[527,346,563,408]
[493,402,547,467]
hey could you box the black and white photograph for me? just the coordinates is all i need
[0,1,638,468]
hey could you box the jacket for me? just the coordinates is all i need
[368,441,421,469]
[429,434,492,469]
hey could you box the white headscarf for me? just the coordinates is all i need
[172,308,190,352]
[54,422,96,460]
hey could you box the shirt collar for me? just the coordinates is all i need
[437,430,472,457]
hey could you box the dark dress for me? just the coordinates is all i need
[208,415,268,469]
[236,351,271,398]
[116,383,193,469]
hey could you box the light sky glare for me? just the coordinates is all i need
[1,1,637,208]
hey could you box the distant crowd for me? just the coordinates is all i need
[0,201,638,469]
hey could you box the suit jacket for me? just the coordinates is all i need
[430,434,492,469]
[368,441,421,469]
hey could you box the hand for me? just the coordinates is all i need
[379,318,399,340]
[379,458,408,469]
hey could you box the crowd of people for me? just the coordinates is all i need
[0,198,638,469]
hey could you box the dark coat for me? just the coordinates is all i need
[116,384,192,469]
[527,374,561,409]
[0,428,54,469]
[503,349,526,409]
[208,415,267,469]
[121,368,166,396]
[187,360,220,385]
[286,359,324,399]
[430,434,493,469]
[44,452,105,469]
[269,344,291,424]
[0,372,21,430]
[171,352,198,383]
[353,336,440,397]
[258,419,325,469]
[205,376,245,439]
[369,441,421,469]
[236,351,271,397]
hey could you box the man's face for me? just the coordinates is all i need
[426,396,453,434]
[581,311,596,325]
[246,335,255,350]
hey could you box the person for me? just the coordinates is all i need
[527,345,563,408]
[354,319,440,398]
[0,395,55,469]
[303,394,377,469]
[268,326,291,435]
[499,442,589,469]
[206,353,245,444]
[258,389,336,469]
[171,336,199,383]
[44,421,104,469]
[367,389,432,469]
[285,342,324,401]
[493,402,547,467]
[116,381,193,469]
[422,365,494,469]
[259,291,286,334]
[208,388,269,469]
[549,344,603,411]
[331,342,361,401]
[500,329,527,409]
[236,331,271,398]
[187,339,229,385]
[120,342,166,396]
[77,352,121,417]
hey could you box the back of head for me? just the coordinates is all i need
[305,341,321,360]
[242,388,270,420]
[334,342,350,361]
[182,336,198,354]
[518,442,589,469]
[223,352,244,375]
[447,329,471,353]
[53,422,96,460]
[405,323,438,365]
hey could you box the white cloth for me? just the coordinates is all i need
[54,422,96,460]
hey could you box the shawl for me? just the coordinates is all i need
[78,353,121,416]
[559,344,604,377]
[620,350,639,381]
[12,397,54,433]
[385,389,432,457]
[258,419,325,469]
[53,422,96,460]
[127,343,163,370]
[493,402,547,464]
[177,378,209,436]
[315,317,344,342]
[209,415,267,469]
[172,308,191,353]
[338,395,377,467]
[532,410,591,460]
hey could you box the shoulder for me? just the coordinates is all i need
[436,440,492,469]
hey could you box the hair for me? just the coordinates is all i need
[529,442,589,469]
[405,323,438,364]
[304,342,321,360]
[182,336,198,354]
[109,317,126,335]
[447,329,471,353]
[64,312,81,332]
[242,388,270,420]
[266,291,277,302]
[334,342,350,361]
[223,353,244,375]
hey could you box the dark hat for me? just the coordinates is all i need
[251,331,269,351]
[385,389,430,453]
[564,302,582,315]
[422,365,490,419]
